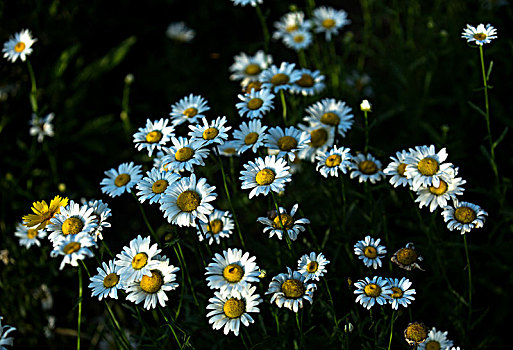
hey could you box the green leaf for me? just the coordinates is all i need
[53,44,81,77]
[468,100,486,117]
[492,126,508,150]
[486,60,494,81]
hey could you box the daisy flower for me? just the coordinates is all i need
[231,0,263,7]
[304,98,354,137]
[2,29,37,62]
[125,256,180,310]
[297,252,330,281]
[159,173,217,227]
[159,136,210,173]
[205,248,260,297]
[391,243,424,271]
[312,6,351,41]
[196,209,234,245]
[415,166,466,212]
[242,80,264,94]
[114,235,162,283]
[265,126,310,162]
[46,200,98,245]
[240,155,292,198]
[166,21,195,43]
[404,145,453,191]
[272,11,312,40]
[14,221,46,248]
[217,141,239,157]
[404,322,430,347]
[354,235,387,269]
[22,195,69,231]
[100,162,143,197]
[132,118,175,157]
[349,153,386,184]
[441,200,488,234]
[235,88,275,119]
[266,267,316,312]
[88,260,125,300]
[232,119,268,154]
[50,232,97,270]
[136,167,181,205]
[316,145,352,177]
[418,327,454,350]
[29,113,54,143]
[353,276,392,309]
[289,68,326,96]
[345,70,373,96]
[229,50,273,87]
[170,93,210,126]
[188,116,231,147]
[383,149,412,188]
[257,203,310,241]
[461,23,497,46]
[85,199,112,241]
[0,316,15,348]
[282,29,313,51]
[386,277,416,310]
[206,285,262,336]
[259,62,302,92]
[297,123,335,163]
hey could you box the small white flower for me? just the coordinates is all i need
[386,277,416,310]
[353,276,391,309]
[289,68,326,96]
[232,119,268,154]
[312,6,351,41]
[100,162,143,197]
[29,113,54,143]
[461,23,497,46]
[360,100,371,111]
[273,11,312,40]
[132,118,175,157]
[196,209,235,245]
[229,50,273,87]
[354,235,387,269]
[236,88,275,119]
[88,260,125,300]
[2,29,36,62]
[159,136,210,173]
[240,155,292,198]
[136,167,181,205]
[384,150,412,188]
[297,252,330,281]
[304,98,354,137]
[114,235,162,283]
[282,29,313,51]
[316,145,352,177]
[188,116,231,147]
[50,232,97,270]
[349,153,385,184]
[259,62,302,92]
[166,22,195,43]
[265,126,310,162]
[266,267,316,312]
[257,203,310,241]
[170,93,210,126]
[14,222,46,248]
[441,200,488,234]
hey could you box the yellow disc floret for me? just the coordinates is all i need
[320,112,340,126]
[207,219,223,234]
[306,261,319,273]
[176,190,201,212]
[223,264,244,283]
[454,206,476,224]
[270,73,290,86]
[364,283,381,297]
[277,136,298,151]
[255,168,275,186]
[281,279,305,299]
[397,163,407,176]
[429,180,448,195]
[396,248,418,266]
[247,98,264,110]
[359,160,378,174]
[62,217,84,236]
[15,42,26,52]
[152,179,168,194]
[140,270,164,293]
[325,154,342,167]
[390,287,404,299]
[272,213,294,230]
[203,127,219,140]
[27,229,38,239]
[132,252,148,270]
[223,298,246,318]
[309,128,328,148]
[183,107,198,117]
[364,246,378,259]
[63,242,81,255]
[322,18,336,29]
[145,130,163,143]
[296,73,314,87]
[103,273,120,288]
[293,34,305,43]
[244,132,259,145]
[114,173,131,187]
[425,341,441,350]
[244,64,261,76]
[175,147,195,162]
[417,157,439,176]
[404,322,429,344]
[473,33,487,41]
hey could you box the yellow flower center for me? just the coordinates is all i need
[203,127,219,140]
[244,64,261,76]
[145,130,163,143]
[306,261,319,273]
[62,217,84,236]
[247,98,264,110]
[255,168,276,185]
[103,273,120,288]
[320,112,340,126]
[425,341,441,350]
[396,248,418,266]
[27,229,38,239]
[390,287,403,299]
[417,157,439,176]
[223,263,244,283]
[272,213,294,230]
[270,73,290,86]
[64,242,81,254]
[296,73,314,87]
[325,154,342,167]
[140,270,164,293]
[309,128,328,148]
[223,147,236,154]
[364,283,381,297]
[175,147,195,162]
[405,323,428,344]
[397,163,407,176]
[183,107,198,117]
[151,179,168,194]
[454,206,477,224]
[322,18,336,29]
[281,279,305,299]
[176,190,201,212]
[14,41,26,52]
[277,136,298,151]
[131,252,148,270]
[244,132,259,145]
[207,219,223,234]
[359,160,378,174]
[244,81,262,93]
[293,34,304,43]
[223,298,246,318]
[429,180,448,195]
[364,246,378,258]
[114,173,131,187]
[286,24,299,32]
[473,33,487,41]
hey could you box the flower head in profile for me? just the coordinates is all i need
[14,222,47,248]
[3,29,37,62]
[353,276,391,309]
[312,6,351,41]
[29,113,55,143]
[100,162,143,197]
[384,149,412,188]
[441,200,488,234]
[461,23,497,46]
[50,232,97,270]
[85,199,112,241]
[240,155,292,198]
[266,267,316,312]
[354,235,387,269]
[88,260,125,301]
[133,118,175,157]
[297,252,330,281]
[166,22,195,43]
[22,195,69,231]
[257,204,310,241]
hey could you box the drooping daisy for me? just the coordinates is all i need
[2,29,37,62]
[391,243,424,271]
[461,23,497,46]
[85,199,112,241]
[404,145,453,191]
[235,88,275,119]
[50,232,97,270]
[22,195,69,231]
[384,149,413,188]
[159,136,210,173]
[354,235,387,270]
[404,322,430,347]
[170,93,210,126]
[297,123,335,163]
[240,155,292,198]
[29,113,54,143]
[166,22,195,43]
[136,167,181,205]
[353,276,392,309]
[197,209,234,245]
[349,153,385,184]
[47,200,98,245]
[415,166,466,212]
[272,11,312,40]
[114,235,162,283]
[315,145,352,177]
[159,173,217,227]
[133,118,175,157]
[257,203,310,241]
[265,126,310,162]
[297,252,330,281]
[100,162,143,197]
[441,200,488,234]
[88,260,125,301]
[125,256,180,310]
[386,277,416,310]
[231,0,263,7]
[266,267,316,312]
[259,62,302,92]
[304,98,354,137]
[0,316,15,348]
[289,68,326,96]
[282,29,313,51]
[217,141,239,157]
[418,327,454,350]
[232,120,268,154]
[205,248,260,297]
[312,6,351,41]
[14,222,46,248]
[229,50,273,87]
[206,285,262,336]
[188,116,231,147]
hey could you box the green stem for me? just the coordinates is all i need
[387,310,396,350]
[159,306,183,349]
[298,49,308,68]
[280,89,287,126]
[358,0,372,71]
[131,191,159,245]
[363,110,369,154]
[255,5,270,53]
[340,176,347,233]
[323,278,339,328]
[77,265,83,350]
[105,300,132,350]
[173,245,186,318]
[26,60,38,113]
[196,218,213,257]
[463,233,472,328]
[120,75,133,137]
[177,242,200,307]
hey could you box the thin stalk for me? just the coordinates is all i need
[120,75,133,137]
[463,233,472,329]
[323,277,339,328]
[173,245,186,318]
[131,191,159,244]
[255,5,270,53]
[158,306,183,350]
[363,109,369,154]
[387,310,396,350]
[358,0,372,71]
[298,49,308,68]
[77,265,83,350]
[196,219,213,257]
[329,41,340,91]
[340,176,347,233]
[177,242,200,307]
[104,300,132,350]
[101,240,114,258]
[26,60,38,113]
[296,311,304,348]
[280,89,287,125]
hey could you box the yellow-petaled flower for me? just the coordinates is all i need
[22,195,69,230]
